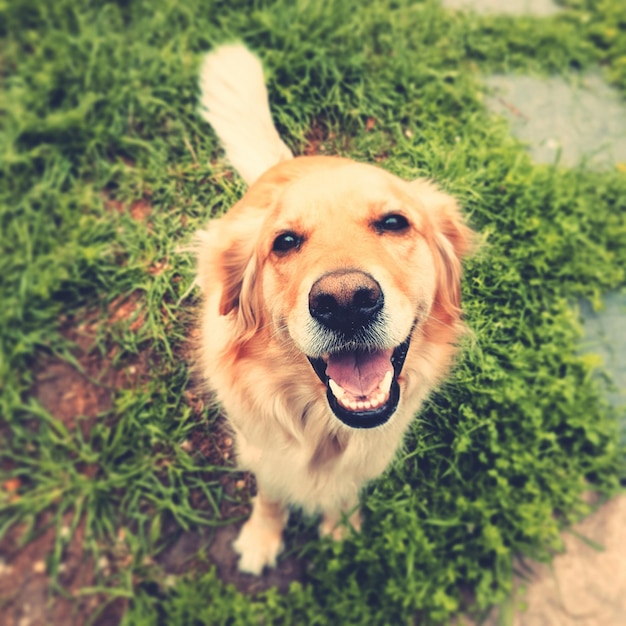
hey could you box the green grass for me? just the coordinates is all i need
[1,0,625,624]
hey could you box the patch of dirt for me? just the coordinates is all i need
[301,117,391,162]
[102,192,152,223]
[32,305,151,436]
[106,292,146,334]
[303,120,331,156]
[6,300,306,624]
[0,309,152,626]
[0,515,126,626]
[301,119,352,157]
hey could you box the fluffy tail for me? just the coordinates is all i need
[198,44,293,185]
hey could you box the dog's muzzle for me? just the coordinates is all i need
[306,270,411,428]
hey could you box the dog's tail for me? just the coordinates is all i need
[198,44,293,186]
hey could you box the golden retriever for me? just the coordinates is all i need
[195,44,473,575]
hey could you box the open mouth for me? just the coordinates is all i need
[307,338,411,429]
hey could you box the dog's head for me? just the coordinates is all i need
[198,156,472,429]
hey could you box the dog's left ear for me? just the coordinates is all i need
[409,180,474,315]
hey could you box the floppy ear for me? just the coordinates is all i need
[409,180,474,317]
[196,204,266,343]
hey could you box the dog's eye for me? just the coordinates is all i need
[375,214,410,232]
[272,231,303,253]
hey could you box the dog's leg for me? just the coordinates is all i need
[319,505,362,541]
[232,489,288,575]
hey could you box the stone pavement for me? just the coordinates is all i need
[580,294,626,425]
[505,495,626,626]
[442,1,626,624]
[485,73,626,169]
[462,494,626,626]
[443,0,562,16]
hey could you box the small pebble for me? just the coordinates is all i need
[164,574,177,588]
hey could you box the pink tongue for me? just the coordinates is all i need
[326,349,394,397]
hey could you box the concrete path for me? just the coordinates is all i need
[465,495,626,626]
[442,0,562,16]
[485,73,626,169]
[507,494,626,626]
[580,294,626,424]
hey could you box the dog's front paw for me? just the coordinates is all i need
[233,518,284,575]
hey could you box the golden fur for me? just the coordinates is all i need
[195,46,473,575]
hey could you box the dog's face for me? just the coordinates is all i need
[199,157,471,429]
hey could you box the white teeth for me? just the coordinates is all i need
[329,373,393,412]
[336,391,388,412]
[371,393,385,408]
[379,370,393,396]
[328,379,345,399]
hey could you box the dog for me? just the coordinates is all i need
[195,44,473,575]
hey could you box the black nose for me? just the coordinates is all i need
[308,270,384,333]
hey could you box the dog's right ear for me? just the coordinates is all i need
[196,204,266,343]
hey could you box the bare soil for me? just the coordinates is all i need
[0,310,147,626]
[0,300,305,625]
